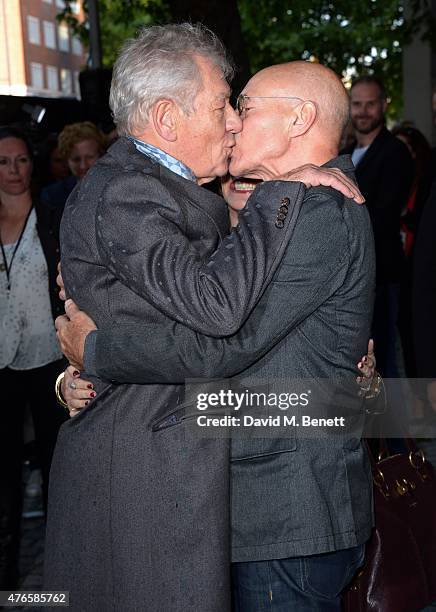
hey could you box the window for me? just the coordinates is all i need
[43,0,53,4]
[58,24,69,52]
[43,21,56,49]
[46,66,59,91]
[72,36,82,56]
[55,0,66,8]
[27,16,40,45]
[60,68,72,94]
[30,63,44,89]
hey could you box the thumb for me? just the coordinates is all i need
[65,299,80,318]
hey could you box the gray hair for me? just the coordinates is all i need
[110,23,234,136]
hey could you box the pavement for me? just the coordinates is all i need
[18,516,45,592]
[4,469,45,611]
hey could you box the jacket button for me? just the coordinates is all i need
[281,197,290,205]
[275,219,284,228]
[277,212,286,221]
[279,206,288,214]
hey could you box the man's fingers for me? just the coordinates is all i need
[326,170,364,203]
[57,272,66,300]
[367,338,375,356]
[318,168,364,203]
[294,166,365,203]
[64,299,81,318]
[55,314,69,332]
[56,263,66,300]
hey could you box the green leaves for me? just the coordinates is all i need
[56,0,435,119]
[56,0,170,67]
[237,0,436,117]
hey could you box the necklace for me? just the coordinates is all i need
[0,206,33,291]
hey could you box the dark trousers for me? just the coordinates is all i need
[232,545,365,612]
[0,360,67,588]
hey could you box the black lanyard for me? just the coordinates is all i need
[0,206,33,291]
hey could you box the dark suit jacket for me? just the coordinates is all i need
[413,181,436,378]
[343,126,413,284]
[84,155,376,563]
[44,137,307,612]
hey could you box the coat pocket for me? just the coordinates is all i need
[231,436,297,461]
[151,401,202,432]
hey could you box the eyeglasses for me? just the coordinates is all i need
[236,94,304,117]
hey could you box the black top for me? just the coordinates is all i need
[34,198,65,322]
[40,175,77,209]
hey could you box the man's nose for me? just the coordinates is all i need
[226,106,242,134]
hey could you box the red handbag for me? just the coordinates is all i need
[343,439,436,612]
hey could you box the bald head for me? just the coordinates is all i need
[249,61,349,144]
[229,60,350,178]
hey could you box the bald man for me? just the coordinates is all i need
[57,61,375,611]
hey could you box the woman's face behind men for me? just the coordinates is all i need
[0,137,32,197]
[67,138,102,179]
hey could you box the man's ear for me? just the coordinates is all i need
[150,99,178,142]
[289,101,317,137]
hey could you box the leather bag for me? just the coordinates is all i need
[343,439,436,612]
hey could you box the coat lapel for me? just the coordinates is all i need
[106,137,230,240]
[353,127,389,176]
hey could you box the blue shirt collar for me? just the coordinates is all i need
[129,137,197,183]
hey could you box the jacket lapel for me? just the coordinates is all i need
[106,137,230,239]
[353,127,389,176]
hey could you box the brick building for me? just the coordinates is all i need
[0,0,87,99]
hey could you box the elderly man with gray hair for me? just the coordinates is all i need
[44,23,364,612]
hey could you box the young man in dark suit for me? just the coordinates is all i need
[343,76,413,377]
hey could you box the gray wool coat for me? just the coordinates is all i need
[43,137,306,612]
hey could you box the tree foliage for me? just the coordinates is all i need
[237,0,436,117]
[57,0,170,67]
[58,0,436,119]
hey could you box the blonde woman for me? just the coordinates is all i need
[41,121,106,207]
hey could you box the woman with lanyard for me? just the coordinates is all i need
[0,127,66,589]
